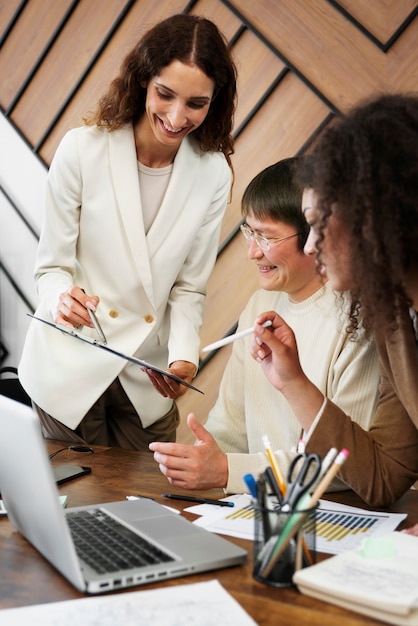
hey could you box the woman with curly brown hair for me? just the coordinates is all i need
[252,93,418,513]
[19,14,237,450]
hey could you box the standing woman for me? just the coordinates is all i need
[19,14,237,450]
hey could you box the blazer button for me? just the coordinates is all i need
[109,309,119,318]
[144,314,154,323]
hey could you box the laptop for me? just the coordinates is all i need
[0,395,246,594]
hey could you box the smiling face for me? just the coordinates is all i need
[302,188,355,292]
[244,211,321,302]
[140,59,215,153]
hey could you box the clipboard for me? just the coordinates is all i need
[27,314,203,394]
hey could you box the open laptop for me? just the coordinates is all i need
[0,395,246,594]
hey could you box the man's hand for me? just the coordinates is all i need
[149,413,228,490]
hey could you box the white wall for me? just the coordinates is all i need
[0,113,47,366]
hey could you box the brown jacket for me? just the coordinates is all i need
[307,308,418,506]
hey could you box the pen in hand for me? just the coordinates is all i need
[202,320,272,352]
[87,308,107,344]
[162,494,234,507]
[82,289,107,344]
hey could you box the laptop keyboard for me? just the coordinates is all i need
[66,509,175,575]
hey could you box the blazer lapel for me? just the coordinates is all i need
[146,137,199,253]
[108,125,155,306]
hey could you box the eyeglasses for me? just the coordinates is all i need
[240,223,300,251]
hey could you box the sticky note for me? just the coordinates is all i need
[360,535,396,559]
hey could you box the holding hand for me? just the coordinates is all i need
[56,285,100,330]
[252,311,325,432]
[143,360,196,399]
[251,311,304,391]
[149,413,228,490]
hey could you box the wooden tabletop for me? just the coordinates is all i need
[1,441,417,625]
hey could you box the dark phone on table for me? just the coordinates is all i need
[53,464,92,485]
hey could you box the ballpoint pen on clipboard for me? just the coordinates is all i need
[81,289,107,344]
[27,314,204,394]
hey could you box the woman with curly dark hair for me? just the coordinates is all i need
[251,93,418,516]
[19,14,237,450]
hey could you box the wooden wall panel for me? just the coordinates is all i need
[11,1,133,147]
[233,0,385,110]
[0,0,24,39]
[231,28,286,131]
[335,0,417,43]
[389,24,418,90]
[38,0,190,163]
[0,0,74,108]
[0,0,416,442]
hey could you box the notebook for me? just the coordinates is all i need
[0,395,246,594]
[293,532,418,626]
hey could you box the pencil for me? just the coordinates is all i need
[309,449,349,504]
[262,435,286,495]
[260,448,349,578]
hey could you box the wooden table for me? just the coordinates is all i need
[1,441,417,625]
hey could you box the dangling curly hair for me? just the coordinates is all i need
[298,93,418,336]
[84,13,237,169]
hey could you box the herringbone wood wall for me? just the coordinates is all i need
[1,0,417,441]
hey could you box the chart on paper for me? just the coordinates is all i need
[306,505,406,554]
[192,496,406,555]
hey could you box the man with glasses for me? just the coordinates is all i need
[150,158,379,494]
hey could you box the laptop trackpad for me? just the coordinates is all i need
[133,515,201,540]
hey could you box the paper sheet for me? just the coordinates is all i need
[191,495,407,554]
[0,580,257,625]
[293,532,418,626]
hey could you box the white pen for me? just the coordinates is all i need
[310,447,338,490]
[202,320,272,352]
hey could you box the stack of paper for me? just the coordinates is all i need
[293,532,418,626]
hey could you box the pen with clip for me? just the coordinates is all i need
[162,494,234,508]
[81,289,107,344]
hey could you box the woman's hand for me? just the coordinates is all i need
[251,311,304,391]
[251,311,325,431]
[55,285,99,329]
[143,360,196,399]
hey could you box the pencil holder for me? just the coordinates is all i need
[253,500,317,587]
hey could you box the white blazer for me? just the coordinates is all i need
[19,124,231,428]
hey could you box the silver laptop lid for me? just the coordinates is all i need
[0,395,247,594]
[0,395,85,590]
